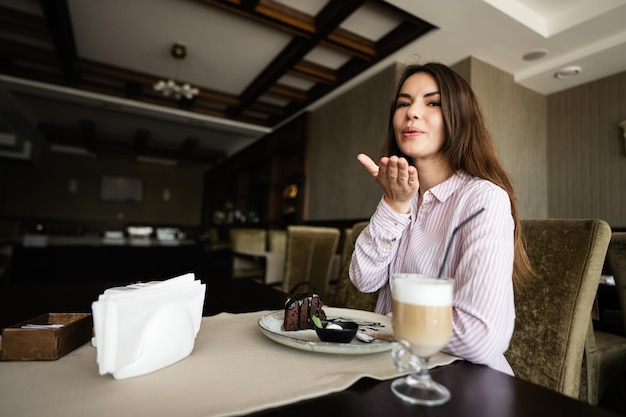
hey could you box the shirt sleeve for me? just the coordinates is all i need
[349,196,411,296]
[443,184,515,373]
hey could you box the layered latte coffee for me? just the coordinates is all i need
[392,276,453,358]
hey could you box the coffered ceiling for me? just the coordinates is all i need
[1,0,625,167]
[0,0,434,166]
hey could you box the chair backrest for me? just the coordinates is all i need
[505,219,611,399]
[333,222,379,311]
[282,226,340,298]
[229,228,267,252]
[267,229,287,252]
[605,232,626,332]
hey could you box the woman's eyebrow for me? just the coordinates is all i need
[396,91,440,100]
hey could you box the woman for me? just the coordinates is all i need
[350,61,532,375]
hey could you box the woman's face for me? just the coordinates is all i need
[392,72,446,164]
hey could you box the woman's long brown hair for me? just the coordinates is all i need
[381,62,532,287]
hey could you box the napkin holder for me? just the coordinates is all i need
[91,273,205,380]
[1,313,92,361]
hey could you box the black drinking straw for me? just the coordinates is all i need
[437,207,486,278]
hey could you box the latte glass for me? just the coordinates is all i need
[390,273,453,405]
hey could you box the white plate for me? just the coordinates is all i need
[258,307,394,354]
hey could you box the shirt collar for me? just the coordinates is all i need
[428,170,470,203]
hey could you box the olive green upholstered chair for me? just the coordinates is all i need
[229,228,267,252]
[282,226,340,299]
[259,229,288,285]
[268,229,287,253]
[229,228,267,280]
[585,232,626,404]
[505,219,611,400]
[332,222,379,311]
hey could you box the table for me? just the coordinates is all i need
[250,361,620,417]
[0,278,622,417]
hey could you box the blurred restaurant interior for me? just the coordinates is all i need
[1,0,626,413]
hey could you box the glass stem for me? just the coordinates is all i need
[407,356,434,387]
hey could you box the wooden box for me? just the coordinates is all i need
[1,313,92,361]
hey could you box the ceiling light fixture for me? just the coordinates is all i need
[554,65,582,80]
[153,42,199,100]
[522,49,547,61]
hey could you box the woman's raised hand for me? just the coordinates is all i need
[357,153,418,214]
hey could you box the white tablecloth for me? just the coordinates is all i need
[0,311,459,417]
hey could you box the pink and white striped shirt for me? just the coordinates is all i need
[349,170,515,375]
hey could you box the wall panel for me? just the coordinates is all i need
[464,57,548,219]
[547,72,626,227]
[308,65,396,221]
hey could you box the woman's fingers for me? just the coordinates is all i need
[358,153,418,214]
[385,156,413,183]
[407,165,418,185]
[385,156,399,180]
[357,153,379,177]
[358,153,417,192]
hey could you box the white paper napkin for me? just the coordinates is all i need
[91,273,205,379]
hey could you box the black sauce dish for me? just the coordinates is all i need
[314,320,358,343]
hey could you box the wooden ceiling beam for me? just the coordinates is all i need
[196,90,240,107]
[1,66,66,85]
[0,5,49,38]
[197,0,313,38]
[247,101,284,116]
[230,0,364,118]
[290,60,336,84]
[198,0,389,62]
[79,59,161,86]
[265,84,307,102]
[254,0,316,33]
[78,59,240,107]
[375,21,435,57]
[0,40,59,65]
[324,28,376,60]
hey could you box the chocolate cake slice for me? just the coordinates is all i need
[283,293,326,331]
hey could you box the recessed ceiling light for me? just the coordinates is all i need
[523,49,548,61]
[554,66,582,79]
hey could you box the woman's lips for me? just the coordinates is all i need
[403,127,423,137]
